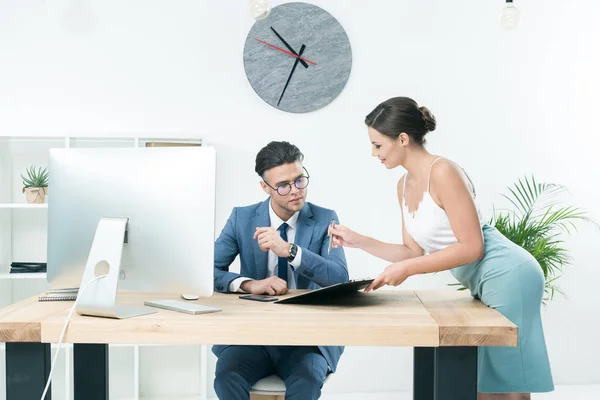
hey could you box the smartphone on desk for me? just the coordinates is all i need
[239,294,278,302]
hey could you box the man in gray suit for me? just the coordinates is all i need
[212,141,349,400]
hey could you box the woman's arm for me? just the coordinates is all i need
[357,234,422,263]
[330,176,424,263]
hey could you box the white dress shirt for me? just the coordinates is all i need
[228,202,303,292]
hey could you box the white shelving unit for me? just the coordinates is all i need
[0,135,209,400]
[0,272,46,280]
[0,203,48,209]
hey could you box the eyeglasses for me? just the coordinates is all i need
[264,168,310,196]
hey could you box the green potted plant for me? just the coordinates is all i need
[452,176,597,302]
[21,165,49,204]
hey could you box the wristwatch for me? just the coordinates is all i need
[288,243,298,263]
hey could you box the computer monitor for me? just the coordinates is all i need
[47,146,216,318]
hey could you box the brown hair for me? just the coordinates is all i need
[365,97,436,145]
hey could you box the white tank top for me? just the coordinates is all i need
[402,158,486,254]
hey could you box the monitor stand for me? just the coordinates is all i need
[76,217,157,319]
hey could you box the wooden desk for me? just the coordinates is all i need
[0,290,517,400]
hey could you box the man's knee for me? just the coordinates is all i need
[214,367,249,392]
[290,373,324,388]
[285,363,327,393]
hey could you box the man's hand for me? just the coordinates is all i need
[254,227,290,257]
[241,276,288,295]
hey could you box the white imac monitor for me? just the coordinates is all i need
[47,146,216,318]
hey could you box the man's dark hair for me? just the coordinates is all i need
[255,141,304,178]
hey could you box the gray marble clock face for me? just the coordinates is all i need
[243,2,352,113]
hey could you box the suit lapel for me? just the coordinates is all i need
[295,203,315,249]
[294,203,315,282]
[252,199,271,280]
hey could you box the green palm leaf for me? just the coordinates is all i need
[496,176,597,301]
[456,175,598,303]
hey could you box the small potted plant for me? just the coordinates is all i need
[491,176,597,301]
[21,165,49,204]
[449,176,597,303]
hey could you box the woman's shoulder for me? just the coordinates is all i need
[430,157,464,181]
[430,157,476,197]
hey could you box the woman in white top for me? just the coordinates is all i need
[330,97,554,399]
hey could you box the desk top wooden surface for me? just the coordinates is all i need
[0,290,517,347]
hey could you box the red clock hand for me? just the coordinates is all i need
[254,38,316,66]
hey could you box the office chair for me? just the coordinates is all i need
[250,373,332,400]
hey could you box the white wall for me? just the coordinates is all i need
[1,0,599,396]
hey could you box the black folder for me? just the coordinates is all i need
[274,279,374,304]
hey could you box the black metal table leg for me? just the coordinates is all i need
[73,344,109,400]
[5,342,51,400]
[433,346,478,400]
[413,347,478,400]
[414,347,434,400]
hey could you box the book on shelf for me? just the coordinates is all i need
[47,288,78,294]
[145,141,202,147]
[10,262,47,274]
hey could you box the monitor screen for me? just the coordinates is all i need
[47,146,216,297]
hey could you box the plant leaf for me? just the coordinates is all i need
[491,175,598,303]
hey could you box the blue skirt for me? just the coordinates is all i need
[451,224,555,393]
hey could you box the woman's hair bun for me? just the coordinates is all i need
[419,106,437,132]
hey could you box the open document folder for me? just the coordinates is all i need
[274,279,374,304]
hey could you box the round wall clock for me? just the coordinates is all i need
[243,2,352,113]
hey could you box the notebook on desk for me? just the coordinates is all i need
[274,279,374,304]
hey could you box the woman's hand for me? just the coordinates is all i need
[364,261,411,293]
[329,224,365,249]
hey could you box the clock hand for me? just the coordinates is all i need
[270,27,309,69]
[254,38,316,65]
[277,44,306,107]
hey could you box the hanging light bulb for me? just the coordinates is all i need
[61,0,95,36]
[248,0,271,21]
[499,0,521,30]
